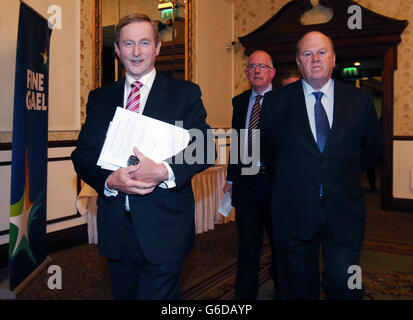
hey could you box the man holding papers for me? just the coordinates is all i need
[71,13,214,300]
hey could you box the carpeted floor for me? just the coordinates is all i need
[3,171,413,300]
[13,222,241,300]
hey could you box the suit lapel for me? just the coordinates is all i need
[239,90,252,128]
[142,72,170,121]
[291,82,320,155]
[323,80,344,153]
[105,78,125,120]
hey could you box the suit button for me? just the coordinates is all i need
[320,156,324,162]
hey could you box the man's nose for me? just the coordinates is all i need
[312,53,320,61]
[133,45,141,56]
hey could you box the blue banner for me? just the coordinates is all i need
[9,2,52,291]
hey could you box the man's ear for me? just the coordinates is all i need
[155,41,161,56]
[271,67,276,80]
[114,43,120,58]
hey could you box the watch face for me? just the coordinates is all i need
[127,155,140,166]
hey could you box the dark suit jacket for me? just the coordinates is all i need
[260,80,381,243]
[226,89,274,207]
[71,72,214,264]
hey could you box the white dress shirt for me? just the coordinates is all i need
[243,84,273,164]
[227,84,272,184]
[301,78,334,141]
[104,69,176,203]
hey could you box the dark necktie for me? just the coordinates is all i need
[248,95,263,157]
[313,91,330,152]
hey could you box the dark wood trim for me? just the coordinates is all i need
[0,210,83,235]
[48,156,72,162]
[391,199,413,213]
[93,0,102,89]
[0,155,74,166]
[0,224,88,268]
[381,47,396,211]
[156,44,185,72]
[46,213,82,225]
[0,143,12,150]
[48,140,77,148]
[394,136,413,141]
[0,140,77,151]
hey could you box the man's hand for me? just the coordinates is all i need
[127,147,169,192]
[106,165,155,195]
[223,183,232,197]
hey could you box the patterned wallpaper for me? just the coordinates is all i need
[48,0,93,141]
[356,0,413,136]
[79,0,94,128]
[233,0,413,136]
[47,0,92,141]
[51,0,92,141]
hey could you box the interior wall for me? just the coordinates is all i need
[194,0,234,129]
[0,0,81,139]
[393,141,413,200]
[0,147,83,246]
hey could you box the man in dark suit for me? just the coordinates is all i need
[260,31,381,299]
[71,13,214,300]
[223,50,278,299]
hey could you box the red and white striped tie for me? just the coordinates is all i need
[126,81,143,112]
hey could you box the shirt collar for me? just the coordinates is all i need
[125,68,156,90]
[251,83,272,100]
[301,78,333,99]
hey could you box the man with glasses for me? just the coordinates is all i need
[223,50,278,299]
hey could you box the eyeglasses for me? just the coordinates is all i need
[247,63,273,71]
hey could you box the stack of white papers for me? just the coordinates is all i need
[219,192,233,217]
[97,107,190,171]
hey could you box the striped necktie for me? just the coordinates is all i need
[126,81,143,112]
[124,80,142,212]
[248,94,263,157]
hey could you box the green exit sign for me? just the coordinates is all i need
[342,67,358,76]
[160,8,173,20]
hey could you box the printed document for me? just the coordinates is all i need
[97,107,190,171]
[219,192,233,217]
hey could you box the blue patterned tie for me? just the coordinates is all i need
[313,92,330,152]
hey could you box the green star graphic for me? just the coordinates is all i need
[9,186,39,265]
[40,49,48,68]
